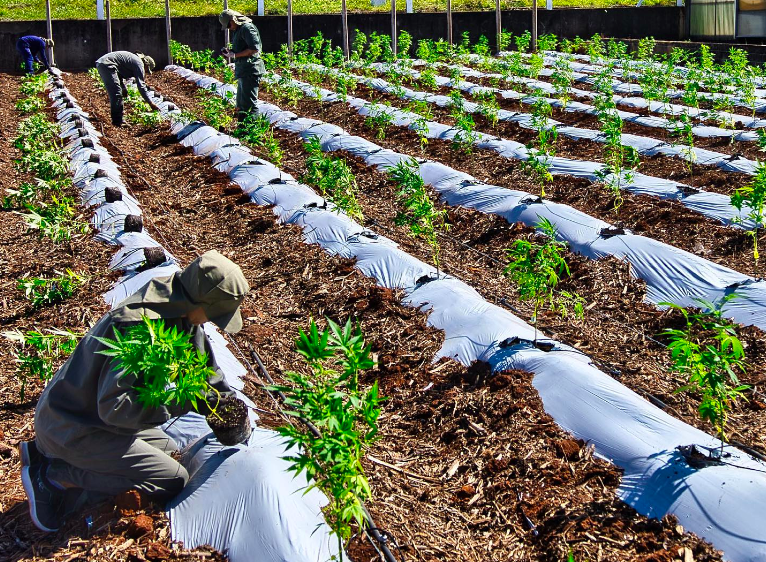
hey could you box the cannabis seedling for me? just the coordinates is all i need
[731,162,766,275]
[269,318,383,560]
[504,217,583,343]
[661,295,749,454]
[4,328,80,402]
[389,159,449,273]
[364,105,395,140]
[302,137,364,222]
[18,269,84,308]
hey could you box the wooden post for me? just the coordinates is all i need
[342,0,349,59]
[287,0,294,55]
[165,0,172,65]
[45,0,55,66]
[447,0,453,45]
[106,0,113,53]
[531,0,537,52]
[392,0,397,57]
[495,0,501,54]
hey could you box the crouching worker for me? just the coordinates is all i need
[219,10,266,120]
[19,250,250,533]
[16,36,55,75]
[95,51,160,127]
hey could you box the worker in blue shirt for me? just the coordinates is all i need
[16,36,55,75]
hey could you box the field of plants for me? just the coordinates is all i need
[2,29,766,562]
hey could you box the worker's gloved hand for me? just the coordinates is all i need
[220,47,231,58]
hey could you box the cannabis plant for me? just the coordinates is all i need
[448,90,477,152]
[731,162,766,275]
[504,218,583,343]
[670,113,697,187]
[661,295,749,454]
[234,113,284,166]
[522,96,557,198]
[196,87,234,131]
[472,89,500,128]
[364,105,394,140]
[389,159,449,272]
[18,269,84,308]
[302,137,363,222]
[97,316,218,412]
[22,195,89,242]
[270,318,383,560]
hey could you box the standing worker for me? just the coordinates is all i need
[95,51,160,127]
[218,10,266,120]
[16,36,55,75]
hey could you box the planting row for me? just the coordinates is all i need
[159,65,766,562]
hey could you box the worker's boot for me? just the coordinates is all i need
[21,462,68,533]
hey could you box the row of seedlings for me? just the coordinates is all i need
[157,68,766,562]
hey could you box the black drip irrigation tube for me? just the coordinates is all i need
[225,338,403,562]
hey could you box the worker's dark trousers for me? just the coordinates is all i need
[96,63,125,126]
[42,428,189,501]
[236,73,261,119]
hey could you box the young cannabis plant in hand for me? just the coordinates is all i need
[731,162,766,275]
[661,295,749,454]
[504,217,584,344]
[97,317,217,412]
[270,318,383,560]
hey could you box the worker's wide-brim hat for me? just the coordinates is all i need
[137,53,155,74]
[219,9,252,30]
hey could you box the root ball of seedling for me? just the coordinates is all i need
[123,214,143,233]
[94,168,109,179]
[206,396,251,446]
[104,186,122,203]
[140,247,166,270]
[89,152,101,163]
[81,138,94,148]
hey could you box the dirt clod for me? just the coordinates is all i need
[127,514,154,538]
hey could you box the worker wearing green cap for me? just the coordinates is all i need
[18,251,250,533]
[219,9,266,119]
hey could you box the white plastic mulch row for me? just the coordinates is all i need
[385,57,761,141]
[274,66,759,230]
[456,54,766,130]
[173,65,766,333]
[313,61,762,175]
[49,77,341,562]
[496,50,766,114]
[166,65,766,562]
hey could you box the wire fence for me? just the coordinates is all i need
[0,0,679,21]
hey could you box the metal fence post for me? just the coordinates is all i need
[495,0,501,54]
[45,0,55,66]
[287,0,294,55]
[392,0,397,57]
[532,0,538,52]
[406,0,413,13]
[342,0,349,59]
[223,0,230,49]
[258,0,265,16]
[106,0,113,53]
[447,0,453,45]
[165,0,172,65]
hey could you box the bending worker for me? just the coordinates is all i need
[219,9,266,119]
[95,51,160,127]
[16,35,55,75]
[19,251,250,533]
